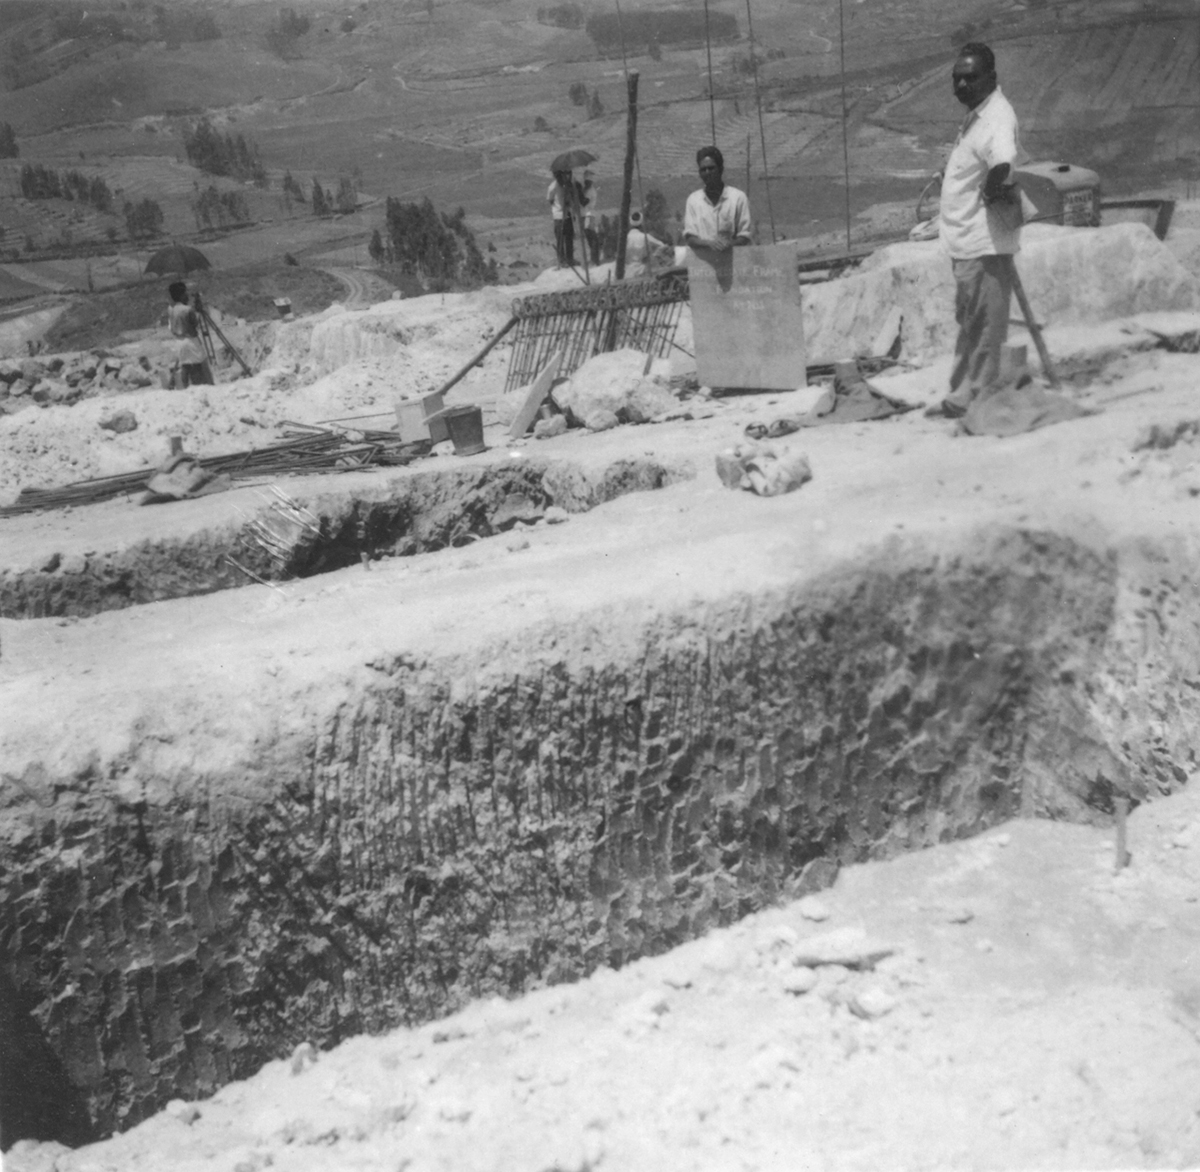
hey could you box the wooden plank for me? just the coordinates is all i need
[508,349,563,438]
[688,240,806,389]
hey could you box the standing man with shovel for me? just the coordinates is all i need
[931,42,1026,418]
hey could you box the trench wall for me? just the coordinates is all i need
[3,527,1199,1144]
[0,456,688,620]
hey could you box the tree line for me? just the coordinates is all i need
[369,198,498,288]
[586,8,738,53]
[193,185,250,230]
[19,163,114,212]
[183,119,267,185]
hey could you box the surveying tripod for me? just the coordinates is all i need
[192,291,253,378]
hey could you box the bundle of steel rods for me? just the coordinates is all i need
[0,426,431,517]
[505,275,689,391]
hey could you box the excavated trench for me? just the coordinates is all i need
[0,456,690,620]
[3,517,1200,1150]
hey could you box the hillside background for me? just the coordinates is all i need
[0,0,1196,325]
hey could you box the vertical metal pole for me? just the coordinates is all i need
[838,0,852,253]
[616,69,640,281]
[703,0,717,145]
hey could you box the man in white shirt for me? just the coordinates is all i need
[933,42,1023,417]
[682,146,753,254]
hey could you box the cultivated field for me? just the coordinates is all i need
[0,0,1196,327]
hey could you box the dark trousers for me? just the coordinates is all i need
[553,217,575,266]
[948,255,1013,405]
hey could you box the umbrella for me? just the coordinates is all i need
[549,149,597,174]
[145,243,212,276]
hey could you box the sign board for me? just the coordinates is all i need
[688,240,806,389]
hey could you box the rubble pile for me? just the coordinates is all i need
[0,352,163,414]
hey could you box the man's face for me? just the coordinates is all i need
[952,54,995,109]
[698,157,722,190]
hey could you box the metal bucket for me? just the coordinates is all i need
[437,405,486,456]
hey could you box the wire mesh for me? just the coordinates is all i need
[505,275,689,391]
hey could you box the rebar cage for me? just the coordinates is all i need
[504,274,689,392]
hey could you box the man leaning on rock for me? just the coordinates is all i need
[932,41,1024,418]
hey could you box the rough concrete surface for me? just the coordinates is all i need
[3,220,1200,1168]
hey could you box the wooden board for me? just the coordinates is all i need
[688,241,806,390]
[508,349,563,438]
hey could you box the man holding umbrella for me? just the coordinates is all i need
[546,149,596,271]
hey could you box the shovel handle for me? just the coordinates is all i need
[1005,255,1060,389]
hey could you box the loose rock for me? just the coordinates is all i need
[99,409,138,434]
[534,414,568,439]
[791,928,895,970]
[796,895,832,922]
[584,408,620,432]
[849,987,898,1019]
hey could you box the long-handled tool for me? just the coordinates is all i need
[1002,253,1059,389]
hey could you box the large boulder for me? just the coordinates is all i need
[556,349,677,427]
[802,222,1200,367]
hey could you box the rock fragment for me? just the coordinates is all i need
[98,409,138,434]
[791,927,895,970]
[782,966,819,995]
[796,895,832,922]
[290,1041,318,1074]
[849,986,898,1019]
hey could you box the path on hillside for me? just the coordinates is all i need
[318,266,373,309]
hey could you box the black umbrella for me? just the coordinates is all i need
[549,149,597,174]
[145,243,212,276]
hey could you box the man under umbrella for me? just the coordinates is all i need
[166,282,212,387]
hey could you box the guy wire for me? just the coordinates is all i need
[703,0,717,146]
[744,0,776,242]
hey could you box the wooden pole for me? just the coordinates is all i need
[615,69,639,281]
[1005,255,1060,388]
[430,316,518,399]
[838,0,852,253]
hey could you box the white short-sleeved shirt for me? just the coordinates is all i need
[939,87,1021,259]
[547,180,565,221]
[683,184,752,246]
